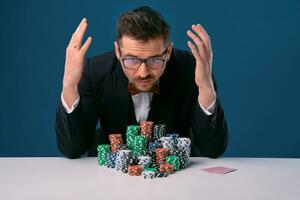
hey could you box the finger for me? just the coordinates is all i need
[187,30,208,60]
[70,18,88,47]
[80,36,92,55]
[194,24,212,55]
[196,24,210,42]
[193,24,210,44]
[187,40,202,61]
[196,24,213,64]
[74,18,87,36]
[75,20,88,45]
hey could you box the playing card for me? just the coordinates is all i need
[201,166,238,174]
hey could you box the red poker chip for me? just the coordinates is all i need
[109,134,123,152]
[128,165,143,176]
[159,163,174,174]
[140,121,154,143]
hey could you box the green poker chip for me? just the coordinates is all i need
[97,144,111,166]
[143,167,157,172]
[166,155,180,171]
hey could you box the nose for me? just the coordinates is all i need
[137,62,150,78]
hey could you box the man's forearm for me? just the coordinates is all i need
[62,84,79,110]
[198,87,216,110]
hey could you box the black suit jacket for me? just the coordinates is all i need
[55,48,228,158]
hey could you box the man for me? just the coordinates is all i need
[55,6,228,159]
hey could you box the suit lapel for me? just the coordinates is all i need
[113,60,130,130]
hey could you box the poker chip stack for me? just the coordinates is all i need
[132,135,147,156]
[176,137,191,154]
[153,124,166,140]
[165,134,179,154]
[140,121,154,143]
[115,150,132,173]
[173,137,192,169]
[126,125,140,135]
[97,121,192,179]
[159,163,174,174]
[128,165,143,176]
[172,149,190,169]
[160,136,176,151]
[106,152,118,168]
[166,155,180,171]
[109,134,123,152]
[97,144,110,166]
[126,125,140,150]
[155,148,169,164]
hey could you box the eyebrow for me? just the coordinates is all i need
[123,52,165,58]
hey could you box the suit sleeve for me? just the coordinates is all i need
[55,58,99,158]
[189,74,229,158]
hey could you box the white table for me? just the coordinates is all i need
[0,157,299,200]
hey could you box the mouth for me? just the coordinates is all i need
[135,79,153,88]
[137,79,151,83]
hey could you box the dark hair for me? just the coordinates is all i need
[116,6,170,45]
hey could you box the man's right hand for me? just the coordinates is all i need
[62,18,92,109]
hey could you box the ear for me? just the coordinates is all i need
[114,41,120,60]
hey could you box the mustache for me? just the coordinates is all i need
[135,75,153,81]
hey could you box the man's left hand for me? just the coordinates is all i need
[187,24,216,109]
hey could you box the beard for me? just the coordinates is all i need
[131,75,156,92]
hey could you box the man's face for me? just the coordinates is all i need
[115,36,172,92]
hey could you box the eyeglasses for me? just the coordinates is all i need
[118,46,169,70]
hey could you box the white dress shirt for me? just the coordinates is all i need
[61,92,216,122]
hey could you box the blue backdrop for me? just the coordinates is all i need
[0,0,299,157]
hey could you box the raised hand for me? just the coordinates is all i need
[187,24,216,109]
[62,18,92,108]
[63,18,92,87]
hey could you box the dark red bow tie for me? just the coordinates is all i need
[128,83,160,95]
